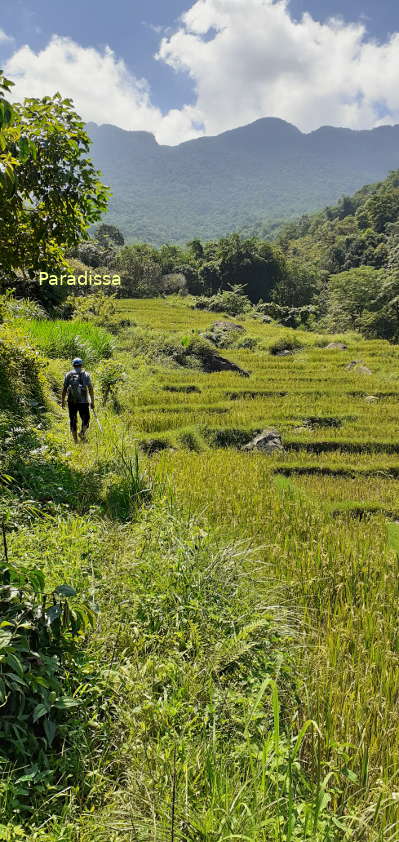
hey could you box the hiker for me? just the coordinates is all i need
[61,358,95,443]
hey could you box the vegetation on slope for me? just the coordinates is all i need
[1,295,399,840]
[86,118,399,244]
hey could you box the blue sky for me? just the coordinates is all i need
[1,1,399,144]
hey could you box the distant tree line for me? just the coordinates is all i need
[3,69,399,343]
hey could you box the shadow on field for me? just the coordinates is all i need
[6,453,103,513]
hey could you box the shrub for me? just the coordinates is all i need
[0,552,94,766]
[15,320,114,362]
[193,286,252,316]
[268,336,304,355]
[0,328,46,414]
[236,336,258,350]
[68,292,118,332]
[0,293,48,322]
[96,360,126,409]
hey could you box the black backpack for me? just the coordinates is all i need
[68,371,87,403]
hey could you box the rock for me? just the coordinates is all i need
[211,321,244,332]
[202,351,249,377]
[276,349,293,357]
[29,445,49,456]
[242,429,283,452]
[326,342,347,350]
[364,395,378,402]
[345,361,372,374]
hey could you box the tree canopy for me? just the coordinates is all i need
[0,72,109,292]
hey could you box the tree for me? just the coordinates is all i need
[114,244,162,297]
[0,72,109,292]
[271,260,318,307]
[93,224,124,248]
[325,266,385,332]
[198,234,286,302]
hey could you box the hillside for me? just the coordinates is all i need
[87,118,399,244]
[2,296,399,838]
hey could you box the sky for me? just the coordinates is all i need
[1,0,399,145]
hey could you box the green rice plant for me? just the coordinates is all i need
[103,443,152,520]
[15,319,114,362]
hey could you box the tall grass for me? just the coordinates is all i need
[3,296,399,839]
[16,319,114,362]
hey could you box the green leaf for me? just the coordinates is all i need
[33,703,49,723]
[0,632,13,649]
[5,653,24,677]
[43,718,57,746]
[15,765,39,783]
[54,696,79,710]
[55,584,77,597]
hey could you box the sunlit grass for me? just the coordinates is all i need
[9,295,399,838]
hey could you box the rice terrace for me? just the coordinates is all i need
[2,289,399,840]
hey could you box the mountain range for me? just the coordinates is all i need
[87,118,399,244]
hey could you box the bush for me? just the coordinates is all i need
[0,293,48,322]
[193,286,252,316]
[258,302,317,329]
[68,293,118,331]
[0,328,46,414]
[15,320,114,362]
[0,553,94,766]
[96,360,126,409]
[268,336,304,355]
[236,336,258,350]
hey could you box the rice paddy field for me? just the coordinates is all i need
[114,298,399,835]
[4,295,399,840]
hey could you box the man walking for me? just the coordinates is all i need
[61,357,95,443]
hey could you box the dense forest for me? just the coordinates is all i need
[13,168,399,343]
[87,118,399,244]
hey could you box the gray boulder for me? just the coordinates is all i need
[326,342,347,350]
[345,361,372,374]
[242,429,283,452]
[211,320,244,332]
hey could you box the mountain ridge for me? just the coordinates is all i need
[86,117,399,244]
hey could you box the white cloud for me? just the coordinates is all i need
[157,0,399,137]
[3,2,399,144]
[4,35,202,144]
[0,29,13,42]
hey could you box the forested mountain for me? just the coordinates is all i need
[87,117,399,244]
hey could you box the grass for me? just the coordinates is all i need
[2,295,399,839]
[15,319,114,362]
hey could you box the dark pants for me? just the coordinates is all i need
[68,400,90,432]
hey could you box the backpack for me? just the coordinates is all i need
[67,371,87,403]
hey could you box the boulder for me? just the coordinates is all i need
[203,352,249,376]
[345,361,372,374]
[364,395,378,402]
[211,320,244,332]
[242,429,283,452]
[326,342,347,350]
[276,349,293,357]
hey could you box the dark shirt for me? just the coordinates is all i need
[64,369,92,404]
